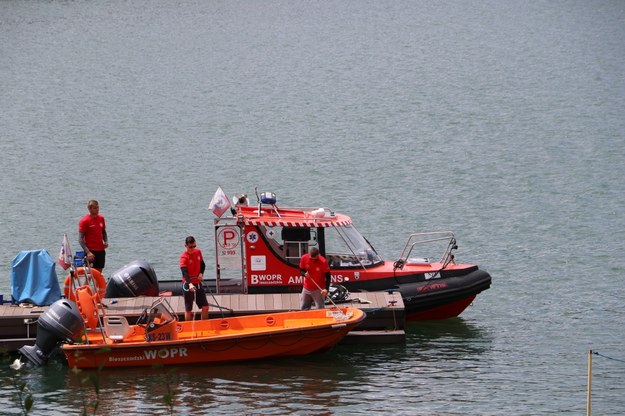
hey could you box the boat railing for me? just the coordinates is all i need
[67,256,108,342]
[394,231,457,271]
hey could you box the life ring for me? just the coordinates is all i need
[75,285,99,330]
[64,267,106,301]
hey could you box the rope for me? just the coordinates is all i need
[593,351,625,364]
[205,282,227,319]
[183,281,228,319]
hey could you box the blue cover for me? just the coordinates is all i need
[11,249,62,306]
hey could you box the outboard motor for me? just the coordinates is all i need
[105,260,159,298]
[328,284,350,302]
[19,299,84,366]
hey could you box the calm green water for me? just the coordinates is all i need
[1,1,624,414]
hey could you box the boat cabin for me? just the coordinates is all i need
[213,197,383,294]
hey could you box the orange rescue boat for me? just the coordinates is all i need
[58,297,365,369]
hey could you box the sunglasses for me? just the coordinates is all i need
[188,244,196,248]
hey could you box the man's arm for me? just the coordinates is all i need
[78,231,89,254]
[181,267,191,284]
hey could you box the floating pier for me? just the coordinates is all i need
[0,291,405,352]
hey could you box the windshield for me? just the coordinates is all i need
[324,225,382,268]
[147,299,176,327]
[256,223,382,268]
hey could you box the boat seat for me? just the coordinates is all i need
[104,315,132,342]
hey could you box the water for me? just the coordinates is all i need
[1,0,624,414]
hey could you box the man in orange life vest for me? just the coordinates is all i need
[179,236,209,320]
[78,200,108,273]
[299,247,331,310]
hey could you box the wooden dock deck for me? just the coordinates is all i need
[0,291,405,352]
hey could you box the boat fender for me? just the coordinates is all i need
[64,268,106,301]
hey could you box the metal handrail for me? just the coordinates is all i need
[394,231,457,271]
[68,256,108,343]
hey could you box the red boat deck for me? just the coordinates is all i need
[0,291,405,352]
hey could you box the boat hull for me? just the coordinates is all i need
[62,308,365,369]
[393,268,491,320]
[157,267,491,321]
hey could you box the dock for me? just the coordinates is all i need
[0,291,405,352]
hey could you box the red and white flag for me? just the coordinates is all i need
[209,186,231,217]
[58,233,72,270]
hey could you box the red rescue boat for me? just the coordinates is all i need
[157,191,491,321]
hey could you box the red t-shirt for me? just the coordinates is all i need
[299,253,330,291]
[180,249,204,284]
[78,214,106,251]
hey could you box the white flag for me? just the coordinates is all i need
[58,233,72,270]
[209,186,231,217]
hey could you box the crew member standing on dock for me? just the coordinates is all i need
[180,236,209,320]
[78,199,108,273]
[299,247,331,310]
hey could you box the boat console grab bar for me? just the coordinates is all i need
[395,231,457,271]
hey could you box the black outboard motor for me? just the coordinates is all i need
[328,284,350,303]
[19,299,85,366]
[105,260,160,298]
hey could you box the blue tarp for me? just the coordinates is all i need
[11,249,62,306]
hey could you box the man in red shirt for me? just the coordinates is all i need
[180,236,209,320]
[78,200,108,272]
[299,247,331,310]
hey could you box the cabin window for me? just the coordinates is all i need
[258,225,315,265]
[324,225,382,268]
[281,227,310,242]
[280,227,311,264]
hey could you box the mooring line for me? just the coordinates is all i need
[592,351,625,364]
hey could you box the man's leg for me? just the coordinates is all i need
[183,290,194,321]
[312,290,325,309]
[196,289,210,320]
[300,289,313,310]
